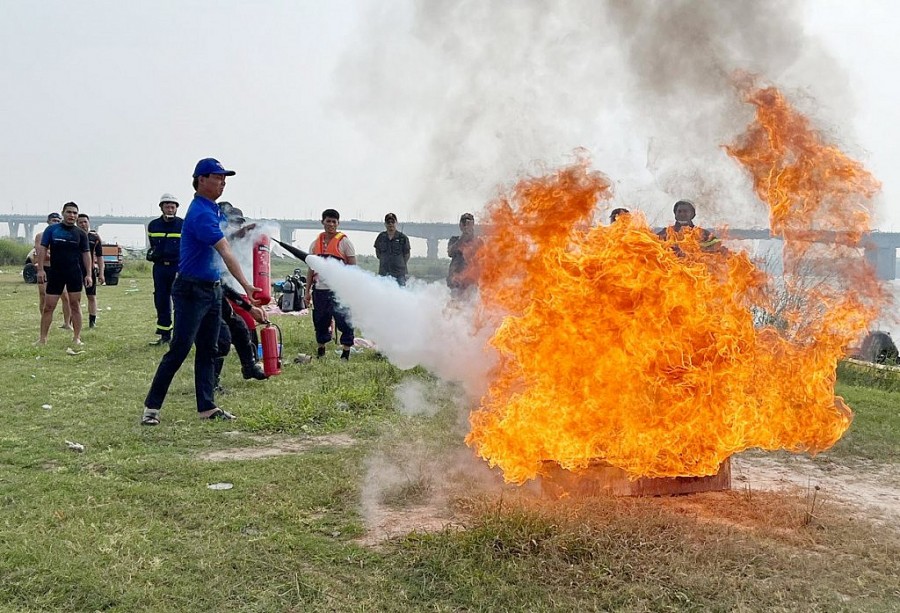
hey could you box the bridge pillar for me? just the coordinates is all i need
[865,246,897,281]
[7,222,20,240]
[426,237,439,260]
[24,223,35,240]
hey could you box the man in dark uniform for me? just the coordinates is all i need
[146,193,183,345]
[214,204,269,389]
[35,202,92,345]
[447,212,482,297]
[76,213,105,328]
[374,212,411,285]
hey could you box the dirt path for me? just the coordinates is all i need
[732,453,900,524]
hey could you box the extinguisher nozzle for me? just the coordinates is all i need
[273,239,308,262]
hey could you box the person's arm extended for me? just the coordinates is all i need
[214,237,261,303]
[403,235,411,263]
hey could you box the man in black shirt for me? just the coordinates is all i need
[374,212,411,285]
[35,202,91,345]
[447,212,482,297]
[77,213,105,328]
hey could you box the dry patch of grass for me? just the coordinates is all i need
[196,433,356,461]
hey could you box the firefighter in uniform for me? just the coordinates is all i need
[304,208,357,360]
[147,193,183,345]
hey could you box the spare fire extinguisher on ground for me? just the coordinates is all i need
[253,234,272,305]
[260,323,282,377]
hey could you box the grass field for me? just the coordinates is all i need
[0,268,898,612]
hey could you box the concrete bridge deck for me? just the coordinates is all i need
[2,213,897,279]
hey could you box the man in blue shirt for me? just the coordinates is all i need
[141,158,261,425]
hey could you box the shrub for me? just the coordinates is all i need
[0,238,31,266]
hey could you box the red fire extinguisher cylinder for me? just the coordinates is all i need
[261,323,282,377]
[252,234,272,305]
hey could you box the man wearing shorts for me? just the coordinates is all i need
[35,202,92,345]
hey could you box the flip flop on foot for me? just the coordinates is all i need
[199,408,236,421]
[141,408,161,426]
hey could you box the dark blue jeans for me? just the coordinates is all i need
[152,263,178,337]
[145,276,223,412]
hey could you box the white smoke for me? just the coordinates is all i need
[305,254,497,398]
[220,220,284,295]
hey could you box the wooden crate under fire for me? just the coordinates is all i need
[540,458,732,498]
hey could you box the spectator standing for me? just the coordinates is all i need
[146,193,183,345]
[609,208,630,223]
[374,212,411,285]
[35,202,92,345]
[34,212,72,329]
[656,199,722,252]
[304,209,357,360]
[141,158,260,425]
[76,213,105,328]
[447,212,482,295]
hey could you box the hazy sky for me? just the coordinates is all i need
[1,0,898,237]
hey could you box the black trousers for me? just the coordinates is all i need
[216,297,257,372]
[152,263,178,338]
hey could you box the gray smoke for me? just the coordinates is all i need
[336,0,855,228]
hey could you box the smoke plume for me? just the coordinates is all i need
[337,0,855,228]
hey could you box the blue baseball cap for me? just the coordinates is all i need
[192,158,236,178]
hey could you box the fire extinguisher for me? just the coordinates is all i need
[253,234,272,305]
[260,323,282,377]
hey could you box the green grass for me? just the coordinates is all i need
[0,271,898,611]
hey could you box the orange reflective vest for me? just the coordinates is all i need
[310,232,346,285]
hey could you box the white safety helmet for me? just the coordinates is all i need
[158,193,179,208]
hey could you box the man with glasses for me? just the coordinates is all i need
[35,202,92,345]
[141,158,261,425]
[374,212,411,285]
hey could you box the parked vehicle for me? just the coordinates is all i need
[23,243,124,285]
[851,330,899,365]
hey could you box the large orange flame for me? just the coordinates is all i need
[465,85,885,483]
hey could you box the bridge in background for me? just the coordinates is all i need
[2,214,897,279]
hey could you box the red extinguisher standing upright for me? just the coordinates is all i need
[260,323,282,377]
[252,234,272,305]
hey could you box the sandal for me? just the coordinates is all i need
[201,408,236,421]
[141,408,161,426]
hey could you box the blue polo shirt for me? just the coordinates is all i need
[179,195,225,281]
